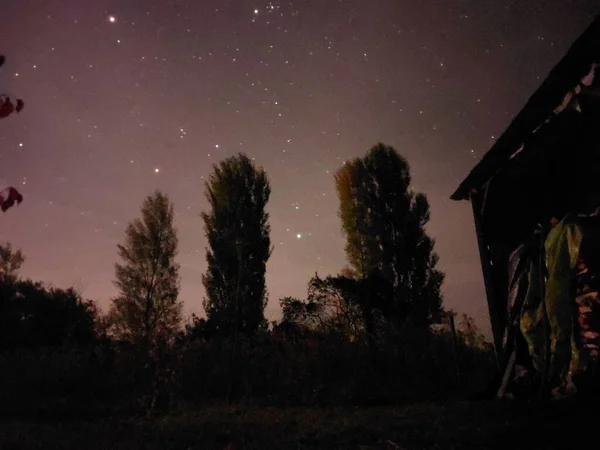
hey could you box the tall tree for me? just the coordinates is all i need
[334,143,444,328]
[109,191,182,343]
[202,153,272,336]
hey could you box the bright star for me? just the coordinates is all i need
[154,168,160,173]
[108,15,117,23]
[296,233,302,239]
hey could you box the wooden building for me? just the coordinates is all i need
[451,15,600,360]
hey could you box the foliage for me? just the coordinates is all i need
[334,160,379,279]
[0,241,24,283]
[0,246,495,418]
[201,153,272,337]
[457,313,492,351]
[178,313,214,342]
[280,274,368,341]
[0,320,496,419]
[0,244,99,350]
[0,280,100,350]
[108,191,182,343]
[334,143,444,329]
[0,152,497,423]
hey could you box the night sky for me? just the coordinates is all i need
[1,1,597,334]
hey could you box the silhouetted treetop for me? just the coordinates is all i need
[202,153,272,337]
[334,143,444,330]
[109,190,182,343]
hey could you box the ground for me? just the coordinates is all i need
[0,400,593,449]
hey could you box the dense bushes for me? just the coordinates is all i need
[0,279,99,350]
[0,253,495,417]
[0,324,495,417]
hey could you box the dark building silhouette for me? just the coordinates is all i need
[452,15,600,396]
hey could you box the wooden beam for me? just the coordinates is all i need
[470,189,503,366]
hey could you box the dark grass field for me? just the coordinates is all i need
[0,399,594,450]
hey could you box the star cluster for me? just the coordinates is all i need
[0,0,597,333]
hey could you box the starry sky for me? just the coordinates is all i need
[1,1,598,335]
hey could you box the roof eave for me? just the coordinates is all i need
[451,14,600,202]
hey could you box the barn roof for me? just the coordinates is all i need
[451,15,600,201]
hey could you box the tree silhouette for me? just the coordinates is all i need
[0,242,24,348]
[109,191,182,343]
[0,244,99,349]
[334,143,444,329]
[0,242,24,284]
[9,282,99,348]
[201,153,272,337]
[458,313,488,350]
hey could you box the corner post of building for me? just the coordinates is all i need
[470,187,503,366]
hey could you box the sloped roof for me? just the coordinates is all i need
[451,14,600,201]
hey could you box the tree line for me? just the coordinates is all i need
[0,143,494,416]
[107,143,443,343]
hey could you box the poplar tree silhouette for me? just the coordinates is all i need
[334,143,444,330]
[202,153,271,402]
